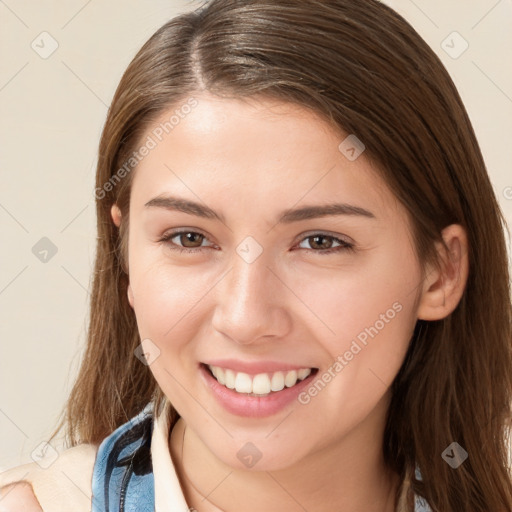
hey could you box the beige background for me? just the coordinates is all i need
[0,0,511,471]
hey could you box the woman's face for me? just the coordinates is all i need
[123,92,424,470]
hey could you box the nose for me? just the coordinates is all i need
[211,250,292,345]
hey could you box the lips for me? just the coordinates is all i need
[199,362,319,418]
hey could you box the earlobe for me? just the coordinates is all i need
[127,283,134,308]
[416,224,469,321]
[111,204,122,227]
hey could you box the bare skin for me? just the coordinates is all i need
[109,92,468,512]
[0,482,43,511]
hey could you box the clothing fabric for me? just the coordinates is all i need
[0,399,189,512]
[0,398,432,511]
[90,400,189,512]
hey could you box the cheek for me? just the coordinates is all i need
[294,244,420,353]
[130,261,214,342]
[293,253,420,426]
[128,225,213,336]
[128,257,213,407]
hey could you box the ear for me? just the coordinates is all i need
[111,204,133,307]
[111,204,122,227]
[416,224,469,321]
[127,284,134,308]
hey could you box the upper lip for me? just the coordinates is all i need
[202,359,317,375]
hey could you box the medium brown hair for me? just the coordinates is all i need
[49,0,512,510]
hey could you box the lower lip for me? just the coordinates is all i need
[199,364,318,418]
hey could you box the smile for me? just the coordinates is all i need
[199,360,320,417]
[207,364,314,396]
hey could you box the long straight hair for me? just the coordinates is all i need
[49,1,512,510]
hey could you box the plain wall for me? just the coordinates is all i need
[0,0,511,471]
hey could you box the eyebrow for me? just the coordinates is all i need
[144,195,376,223]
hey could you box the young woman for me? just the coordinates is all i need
[1,0,511,511]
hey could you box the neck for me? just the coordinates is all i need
[169,397,399,512]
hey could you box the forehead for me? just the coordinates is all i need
[129,93,402,221]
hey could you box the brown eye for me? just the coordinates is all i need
[178,232,205,248]
[158,230,213,254]
[297,233,355,255]
[307,235,335,250]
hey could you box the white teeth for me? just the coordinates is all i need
[284,370,298,387]
[234,372,253,393]
[270,371,285,392]
[252,373,271,395]
[207,365,313,395]
[298,368,312,380]
[215,367,226,385]
[225,369,236,389]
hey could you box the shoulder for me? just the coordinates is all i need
[0,443,99,512]
[0,481,43,511]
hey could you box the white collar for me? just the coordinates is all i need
[149,399,431,512]
[152,399,190,512]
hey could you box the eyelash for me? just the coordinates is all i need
[157,230,355,255]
